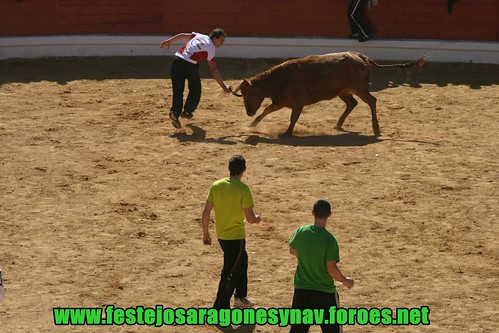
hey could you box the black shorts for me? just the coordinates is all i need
[290,288,342,333]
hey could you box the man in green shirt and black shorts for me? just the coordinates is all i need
[202,155,261,309]
[289,199,354,333]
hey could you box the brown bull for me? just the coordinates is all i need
[232,51,424,136]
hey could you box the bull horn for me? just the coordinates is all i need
[230,80,244,97]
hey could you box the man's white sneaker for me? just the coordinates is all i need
[233,297,256,308]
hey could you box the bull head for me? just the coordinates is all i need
[232,79,265,116]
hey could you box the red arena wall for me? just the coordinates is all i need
[0,0,498,42]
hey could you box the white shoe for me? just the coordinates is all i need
[233,297,256,308]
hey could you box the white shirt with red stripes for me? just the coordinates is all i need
[175,32,216,64]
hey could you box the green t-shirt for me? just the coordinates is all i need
[289,224,340,293]
[207,177,254,240]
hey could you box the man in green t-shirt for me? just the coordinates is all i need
[202,155,261,309]
[289,199,354,333]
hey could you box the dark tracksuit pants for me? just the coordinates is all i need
[348,0,371,38]
[213,239,248,309]
[289,289,342,333]
[170,56,201,116]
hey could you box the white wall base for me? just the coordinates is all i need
[1,35,498,64]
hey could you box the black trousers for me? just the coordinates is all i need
[213,239,248,309]
[289,289,341,333]
[170,57,201,116]
[347,0,371,38]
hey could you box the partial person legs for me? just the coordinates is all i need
[347,0,372,42]
[169,58,185,128]
[183,68,201,117]
[169,57,201,128]
[213,240,247,309]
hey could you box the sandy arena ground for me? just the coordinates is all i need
[0,56,498,333]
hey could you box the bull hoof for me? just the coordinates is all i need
[280,131,293,137]
[374,130,381,137]
[249,121,258,128]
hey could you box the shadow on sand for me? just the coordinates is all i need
[1,56,497,90]
[171,125,382,147]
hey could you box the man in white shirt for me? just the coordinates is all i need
[160,28,231,129]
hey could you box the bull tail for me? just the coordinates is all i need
[363,53,426,71]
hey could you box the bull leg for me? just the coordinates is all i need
[282,105,304,136]
[336,93,359,131]
[249,103,283,127]
[356,90,380,136]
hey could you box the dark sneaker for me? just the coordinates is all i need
[348,33,360,39]
[358,34,372,42]
[180,111,193,119]
[169,111,181,129]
